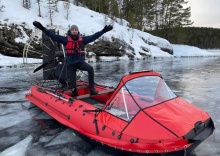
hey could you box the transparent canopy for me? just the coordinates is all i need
[105,76,177,121]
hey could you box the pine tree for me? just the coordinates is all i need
[133,0,146,30]
[121,0,136,28]
[160,0,192,29]
[121,0,130,21]
[150,0,162,30]
[108,0,119,18]
[157,0,193,39]
[99,0,108,14]
[91,0,100,12]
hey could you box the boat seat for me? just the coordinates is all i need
[76,89,115,99]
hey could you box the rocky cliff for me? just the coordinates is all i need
[0,22,173,59]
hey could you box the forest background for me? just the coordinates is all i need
[14,0,220,49]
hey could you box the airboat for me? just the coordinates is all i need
[23,27,214,155]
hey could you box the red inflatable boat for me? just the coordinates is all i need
[26,70,214,155]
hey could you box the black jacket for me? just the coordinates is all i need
[43,29,105,64]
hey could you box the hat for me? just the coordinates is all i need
[70,25,79,31]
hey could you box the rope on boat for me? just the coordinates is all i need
[45,89,73,103]
[184,145,187,156]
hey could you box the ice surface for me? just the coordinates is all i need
[0,107,31,131]
[45,129,82,147]
[0,135,33,156]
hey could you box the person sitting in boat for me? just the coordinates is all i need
[33,21,113,96]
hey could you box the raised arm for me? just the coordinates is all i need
[83,25,113,45]
[33,21,67,45]
[43,29,67,44]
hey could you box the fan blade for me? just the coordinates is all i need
[33,60,55,73]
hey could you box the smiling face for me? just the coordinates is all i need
[71,28,78,35]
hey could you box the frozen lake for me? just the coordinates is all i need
[0,57,220,156]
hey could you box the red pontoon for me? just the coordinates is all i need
[26,70,214,155]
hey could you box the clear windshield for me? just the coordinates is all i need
[105,76,176,121]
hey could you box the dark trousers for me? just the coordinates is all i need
[67,61,95,90]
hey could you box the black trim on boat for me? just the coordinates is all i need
[129,70,153,74]
[83,109,102,112]
[184,118,214,141]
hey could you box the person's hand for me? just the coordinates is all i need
[33,21,45,31]
[102,25,113,33]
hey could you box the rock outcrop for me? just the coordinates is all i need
[86,37,135,59]
[0,22,32,57]
[0,22,173,59]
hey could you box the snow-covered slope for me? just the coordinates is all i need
[0,0,172,58]
[0,0,219,60]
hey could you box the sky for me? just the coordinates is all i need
[188,0,220,28]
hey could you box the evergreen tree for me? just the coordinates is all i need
[108,0,119,18]
[121,0,136,28]
[99,0,108,14]
[121,0,129,20]
[141,0,156,31]
[127,10,135,28]
[91,0,100,12]
[57,0,193,35]
[134,0,156,31]
[158,0,193,39]
[133,0,144,30]
[159,0,192,29]
[153,0,162,30]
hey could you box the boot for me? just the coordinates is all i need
[90,88,98,95]
[62,82,73,91]
[71,89,79,97]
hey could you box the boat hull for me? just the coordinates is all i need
[26,83,214,155]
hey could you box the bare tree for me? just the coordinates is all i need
[36,0,42,17]
[47,0,57,25]
[54,0,58,12]
[63,0,71,20]
[22,0,31,9]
